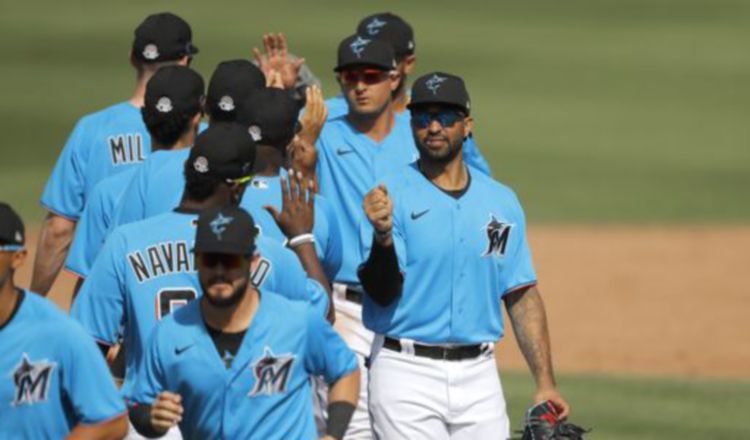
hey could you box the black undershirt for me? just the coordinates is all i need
[0,288,24,331]
[418,161,472,200]
[205,324,247,369]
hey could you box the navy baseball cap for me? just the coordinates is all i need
[187,122,265,180]
[144,66,205,116]
[237,88,301,150]
[356,12,415,59]
[0,203,24,250]
[194,206,257,256]
[408,72,471,115]
[132,12,198,63]
[207,60,266,119]
[335,34,396,72]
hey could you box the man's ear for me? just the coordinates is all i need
[11,249,27,271]
[402,55,417,75]
[463,116,474,139]
[389,71,402,92]
[177,55,190,67]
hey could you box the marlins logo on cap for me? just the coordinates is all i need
[366,17,387,35]
[426,74,448,95]
[350,36,371,59]
[142,43,160,60]
[210,213,234,240]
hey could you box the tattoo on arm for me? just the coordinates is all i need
[504,286,556,388]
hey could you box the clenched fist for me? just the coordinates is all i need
[363,184,393,246]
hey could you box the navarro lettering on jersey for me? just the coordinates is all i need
[11,354,57,406]
[481,215,512,258]
[248,347,295,397]
[109,133,146,166]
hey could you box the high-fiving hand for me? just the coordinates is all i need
[252,33,305,90]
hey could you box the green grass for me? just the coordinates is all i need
[503,370,750,439]
[1,0,749,223]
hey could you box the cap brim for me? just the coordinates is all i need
[334,61,394,72]
[192,242,253,256]
[186,43,199,56]
[407,99,470,114]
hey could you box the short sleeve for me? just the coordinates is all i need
[40,118,90,219]
[59,322,126,424]
[70,230,128,345]
[126,329,166,406]
[500,202,537,296]
[463,135,492,176]
[65,184,110,278]
[304,309,357,384]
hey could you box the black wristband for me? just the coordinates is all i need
[326,401,356,440]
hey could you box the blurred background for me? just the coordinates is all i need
[1,1,748,438]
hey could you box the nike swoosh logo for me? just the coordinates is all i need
[411,209,430,220]
[175,344,194,355]
[336,148,354,155]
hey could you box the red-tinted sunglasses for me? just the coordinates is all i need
[338,69,390,86]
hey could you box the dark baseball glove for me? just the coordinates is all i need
[516,400,588,440]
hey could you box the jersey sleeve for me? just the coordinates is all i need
[70,230,128,345]
[40,118,90,219]
[500,199,537,296]
[58,322,126,424]
[314,195,343,281]
[304,308,357,384]
[126,329,166,406]
[64,183,110,278]
[111,161,149,228]
[463,135,492,176]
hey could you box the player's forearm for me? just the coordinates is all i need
[326,369,360,439]
[357,236,402,306]
[291,242,334,321]
[504,286,557,389]
[66,414,128,440]
[31,213,75,295]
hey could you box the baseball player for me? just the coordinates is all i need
[0,203,127,439]
[322,12,492,176]
[32,12,198,297]
[72,122,333,398]
[65,65,205,288]
[127,206,359,440]
[111,59,266,228]
[358,72,570,439]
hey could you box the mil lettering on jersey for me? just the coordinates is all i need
[11,354,57,406]
[109,133,145,166]
[248,347,295,397]
[481,215,512,258]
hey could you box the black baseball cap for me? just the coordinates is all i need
[356,12,415,59]
[237,88,301,150]
[132,13,198,63]
[144,66,205,116]
[334,34,397,72]
[206,60,266,118]
[408,72,471,115]
[0,203,24,250]
[187,122,265,180]
[194,206,257,256]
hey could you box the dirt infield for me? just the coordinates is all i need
[16,225,750,379]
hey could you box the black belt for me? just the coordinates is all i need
[383,337,487,361]
[344,286,363,305]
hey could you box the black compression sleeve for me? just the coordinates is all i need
[326,401,356,440]
[129,404,165,438]
[357,235,403,306]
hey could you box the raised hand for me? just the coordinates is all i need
[363,184,393,246]
[264,169,315,238]
[298,85,328,145]
[252,33,305,90]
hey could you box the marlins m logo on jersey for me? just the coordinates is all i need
[11,354,57,406]
[210,213,234,240]
[350,36,371,59]
[248,347,296,397]
[481,215,512,258]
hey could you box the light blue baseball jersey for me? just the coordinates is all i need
[315,114,418,284]
[128,292,357,440]
[41,101,151,220]
[71,209,328,395]
[112,151,340,278]
[65,167,137,278]
[326,94,492,175]
[0,291,125,439]
[358,163,537,344]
